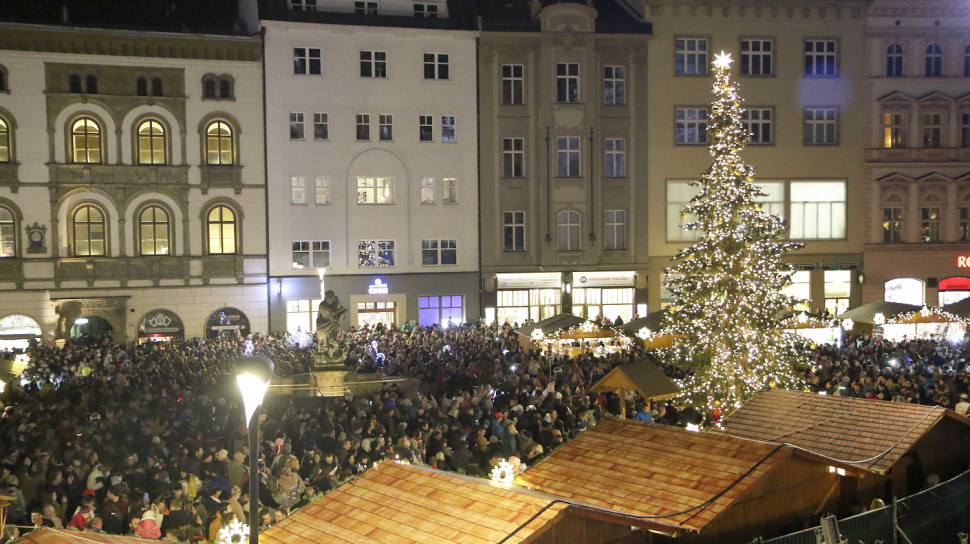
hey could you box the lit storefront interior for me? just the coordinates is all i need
[570,272,636,323]
[939,277,970,305]
[285,299,321,335]
[885,278,925,306]
[496,273,562,325]
[418,295,463,327]
[0,314,42,351]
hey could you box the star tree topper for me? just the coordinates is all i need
[712,51,734,70]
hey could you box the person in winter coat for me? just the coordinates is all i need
[134,512,162,539]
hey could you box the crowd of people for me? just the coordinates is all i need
[0,321,967,543]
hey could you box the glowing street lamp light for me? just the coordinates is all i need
[233,356,274,544]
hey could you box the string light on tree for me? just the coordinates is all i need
[661,51,806,420]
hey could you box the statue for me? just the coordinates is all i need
[315,290,346,360]
[54,301,83,341]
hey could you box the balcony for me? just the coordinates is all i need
[199,165,243,194]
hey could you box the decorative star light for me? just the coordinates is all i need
[14,354,29,366]
[637,327,653,340]
[713,51,734,70]
[842,318,854,331]
[685,423,701,432]
[580,320,598,333]
[217,519,249,544]
[919,306,931,317]
[530,328,544,341]
[873,312,885,326]
[797,312,809,324]
[491,459,515,486]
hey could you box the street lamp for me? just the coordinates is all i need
[234,356,274,544]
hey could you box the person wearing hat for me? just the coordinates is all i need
[956,393,970,417]
[134,510,161,539]
[489,412,505,440]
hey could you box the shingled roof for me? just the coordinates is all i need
[718,388,965,474]
[14,528,159,544]
[260,461,569,544]
[514,418,799,535]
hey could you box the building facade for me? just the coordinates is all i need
[864,0,970,308]
[0,23,267,346]
[478,1,652,326]
[252,0,480,333]
[641,0,870,316]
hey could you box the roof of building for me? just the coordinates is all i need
[0,0,242,34]
[620,311,668,336]
[259,461,569,544]
[590,359,680,401]
[717,388,967,474]
[514,418,798,534]
[258,0,478,30]
[14,528,160,544]
[479,0,651,34]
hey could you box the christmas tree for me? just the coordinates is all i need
[662,52,805,420]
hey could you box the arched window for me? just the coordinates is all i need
[0,206,15,257]
[205,121,234,165]
[926,44,943,77]
[556,210,581,251]
[886,44,903,77]
[85,75,98,94]
[206,205,236,254]
[137,120,166,165]
[219,78,232,99]
[151,77,163,97]
[0,118,10,163]
[202,77,216,99]
[69,74,82,93]
[71,117,102,164]
[138,205,170,256]
[136,77,148,96]
[72,204,106,256]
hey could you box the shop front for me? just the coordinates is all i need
[205,307,251,339]
[137,309,184,343]
[865,246,970,307]
[0,314,42,350]
[570,271,637,323]
[494,272,563,326]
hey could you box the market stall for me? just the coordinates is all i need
[515,313,633,356]
[836,301,921,336]
[880,307,967,343]
[781,311,840,345]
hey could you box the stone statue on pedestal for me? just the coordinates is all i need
[315,290,346,360]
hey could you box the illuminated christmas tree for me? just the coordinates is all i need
[663,51,805,420]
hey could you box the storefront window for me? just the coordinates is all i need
[823,269,851,316]
[938,277,970,306]
[783,270,811,311]
[0,314,41,351]
[885,278,924,306]
[357,301,396,328]
[286,299,321,335]
[418,295,464,327]
[573,287,634,323]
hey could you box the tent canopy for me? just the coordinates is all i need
[620,310,667,336]
[943,297,970,319]
[836,301,921,324]
[514,313,587,339]
[590,359,680,401]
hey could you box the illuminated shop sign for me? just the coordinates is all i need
[368,278,389,294]
[959,256,970,268]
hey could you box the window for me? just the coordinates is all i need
[789,180,846,239]
[138,205,170,256]
[72,205,106,257]
[887,44,903,77]
[356,114,370,141]
[219,78,233,99]
[556,62,580,103]
[604,138,625,177]
[675,38,708,75]
[503,211,525,252]
[379,114,393,141]
[419,115,433,142]
[0,207,15,257]
[421,178,435,204]
[604,210,626,250]
[742,108,772,145]
[604,66,625,105]
[291,176,306,205]
[286,299,322,335]
[753,180,785,218]
[803,107,838,145]
[443,178,456,204]
[960,207,969,241]
[206,205,236,255]
[360,51,387,78]
[292,241,330,268]
[315,176,330,205]
[962,113,970,148]
[804,39,837,76]
[355,1,378,15]
[424,53,450,80]
[85,75,97,94]
[313,113,328,140]
[294,47,322,75]
[883,207,902,243]
[151,77,163,97]
[965,45,970,77]
[0,118,10,163]
[666,180,701,242]
[203,78,216,99]
[556,137,580,177]
[136,120,166,165]
[785,270,811,311]
[358,240,395,267]
[414,3,438,17]
[925,44,943,77]
[289,112,305,140]
[422,239,457,265]
[441,116,455,142]
[502,138,524,178]
[675,108,708,145]
[502,64,524,105]
[290,0,316,11]
[740,39,772,76]
[921,207,941,242]
[883,113,905,148]
[823,270,851,316]
[556,210,581,251]
[71,118,102,164]
[205,121,234,165]
[137,77,148,96]
[357,177,393,204]
[922,112,942,148]
[418,296,463,328]
[69,74,82,93]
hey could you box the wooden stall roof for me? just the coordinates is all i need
[836,301,921,324]
[620,310,668,336]
[590,359,680,401]
[944,297,970,319]
[514,418,799,534]
[514,314,586,338]
[260,461,569,544]
[718,388,968,474]
[14,528,159,544]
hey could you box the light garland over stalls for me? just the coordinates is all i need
[661,51,806,420]
[217,519,249,544]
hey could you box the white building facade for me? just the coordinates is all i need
[254,1,480,332]
[0,24,267,346]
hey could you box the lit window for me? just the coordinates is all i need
[789,180,846,239]
[139,205,170,256]
[356,177,394,204]
[882,207,902,243]
[421,178,434,204]
[666,180,701,242]
[441,116,455,142]
[205,121,234,165]
[883,112,905,148]
[137,120,166,165]
[291,176,306,205]
[921,207,941,242]
[0,118,10,163]
[443,178,456,204]
[207,205,236,255]
[0,206,16,257]
[358,240,395,267]
[73,204,106,256]
[315,176,330,205]
[72,118,102,164]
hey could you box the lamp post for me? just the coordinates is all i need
[234,356,274,544]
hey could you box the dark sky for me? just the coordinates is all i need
[0,0,241,34]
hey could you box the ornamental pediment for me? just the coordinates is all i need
[876,172,915,184]
[878,91,915,105]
